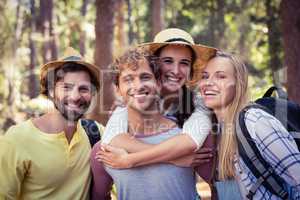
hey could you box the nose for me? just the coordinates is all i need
[69,88,81,101]
[199,77,213,95]
[134,78,147,90]
[129,78,146,93]
[172,62,180,75]
[203,76,215,86]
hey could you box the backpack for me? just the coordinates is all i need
[81,119,101,147]
[236,86,300,199]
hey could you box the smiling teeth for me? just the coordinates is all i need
[168,77,180,82]
[134,94,146,98]
[204,91,217,95]
[67,104,79,108]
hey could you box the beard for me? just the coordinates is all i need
[53,96,91,122]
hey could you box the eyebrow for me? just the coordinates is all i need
[58,82,91,88]
[181,59,191,63]
[160,57,192,62]
[160,56,172,60]
[121,74,133,80]
[140,72,154,76]
[202,70,226,74]
[57,82,74,87]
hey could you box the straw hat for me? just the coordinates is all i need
[40,47,100,95]
[139,28,217,86]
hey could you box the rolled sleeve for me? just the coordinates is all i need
[182,109,211,150]
[101,107,128,144]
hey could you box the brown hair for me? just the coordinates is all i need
[41,62,100,97]
[111,48,161,87]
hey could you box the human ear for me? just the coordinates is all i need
[155,79,162,97]
[114,85,125,104]
[48,89,54,99]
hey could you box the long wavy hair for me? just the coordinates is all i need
[213,51,249,180]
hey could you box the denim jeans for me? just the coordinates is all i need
[214,180,243,200]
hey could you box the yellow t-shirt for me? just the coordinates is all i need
[0,119,104,200]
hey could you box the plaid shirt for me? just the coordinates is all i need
[235,108,300,199]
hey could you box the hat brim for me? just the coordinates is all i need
[40,60,100,94]
[139,42,217,87]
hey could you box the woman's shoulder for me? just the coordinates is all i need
[243,105,276,123]
[243,106,290,139]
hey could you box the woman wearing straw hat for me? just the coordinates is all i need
[91,28,217,198]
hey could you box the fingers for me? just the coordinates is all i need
[95,152,112,162]
[196,147,212,153]
[94,154,124,169]
[191,158,211,166]
[101,144,127,155]
[96,149,110,157]
[101,144,112,152]
[194,152,213,159]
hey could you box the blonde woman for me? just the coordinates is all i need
[198,51,300,199]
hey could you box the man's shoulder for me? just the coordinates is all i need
[4,120,32,136]
[2,120,33,146]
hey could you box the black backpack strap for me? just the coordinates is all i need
[263,86,287,99]
[236,104,288,199]
[81,119,101,147]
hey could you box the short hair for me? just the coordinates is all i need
[42,62,100,97]
[111,48,160,87]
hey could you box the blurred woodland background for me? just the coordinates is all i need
[0,0,299,133]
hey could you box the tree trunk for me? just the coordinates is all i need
[48,0,57,60]
[135,0,141,43]
[280,0,300,104]
[39,0,57,63]
[265,0,282,86]
[126,0,134,44]
[7,0,23,117]
[150,0,164,39]
[79,0,89,56]
[89,0,117,124]
[29,0,38,98]
[115,0,126,55]
[215,0,226,48]
[207,3,216,46]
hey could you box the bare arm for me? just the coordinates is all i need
[90,142,113,200]
[97,134,197,168]
[109,133,153,153]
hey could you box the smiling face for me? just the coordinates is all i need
[51,71,93,122]
[117,59,160,114]
[158,45,192,95]
[199,57,236,114]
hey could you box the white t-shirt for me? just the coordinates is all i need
[102,92,211,150]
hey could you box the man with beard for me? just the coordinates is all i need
[0,47,104,200]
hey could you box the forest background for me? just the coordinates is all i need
[0,0,299,133]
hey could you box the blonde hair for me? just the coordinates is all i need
[214,51,249,180]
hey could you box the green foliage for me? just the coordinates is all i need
[0,0,286,130]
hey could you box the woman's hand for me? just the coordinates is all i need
[95,144,133,169]
[169,147,213,167]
